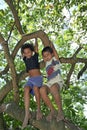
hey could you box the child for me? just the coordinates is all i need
[21,38,43,129]
[40,40,64,122]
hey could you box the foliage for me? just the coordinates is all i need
[0,0,87,130]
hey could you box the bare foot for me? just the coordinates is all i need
[22,113,31,129]
[46,111,56,122]
[36,110,43,120]
[57,111,64,122]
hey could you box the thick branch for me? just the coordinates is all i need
[0,33,19,102]
[0,102,83,130]
[0,102,65,130]
[13,30,50,57]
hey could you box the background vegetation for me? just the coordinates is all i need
[0,0,87,130]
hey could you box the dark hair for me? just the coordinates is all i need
[42,46,53,55]
[21,43,34,54]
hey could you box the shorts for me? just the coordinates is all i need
[46,74,63,89]
[24,75,43,95]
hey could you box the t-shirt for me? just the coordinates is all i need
[46,57,61,80]
[23,52,40,72]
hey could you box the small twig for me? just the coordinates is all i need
[77,63,87,79]
[65,64,75,88]
[6,23,15,42]
[73,46,82,58]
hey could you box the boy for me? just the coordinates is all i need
[21,38,43,128]
[40,40,64,121]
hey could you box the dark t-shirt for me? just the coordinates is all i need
[23,52,40,72]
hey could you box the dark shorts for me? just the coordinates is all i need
[24,75,43,95]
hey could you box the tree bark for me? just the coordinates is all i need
[0,102,83,130]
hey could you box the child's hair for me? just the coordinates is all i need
[42,46,53,55]
[21,43,34,54]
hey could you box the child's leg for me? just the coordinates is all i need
[40,86,55,121]
[50,83,64,121]
[22,86,31,129]
[33,86,42,120]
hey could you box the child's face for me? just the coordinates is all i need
[23,48,33,58]
[42,51,53,62]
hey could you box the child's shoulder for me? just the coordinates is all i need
[53,56,60,61]
[53,56,61,65]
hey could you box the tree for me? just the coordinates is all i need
[0,0,87,130]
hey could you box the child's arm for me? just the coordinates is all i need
[22,54,26,61]
[50,40,59,60]
[34,38,38,53]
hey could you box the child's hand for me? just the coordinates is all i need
[49,40,59,60]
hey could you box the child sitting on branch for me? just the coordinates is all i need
[21,38,43,129]
[40,40,64,121]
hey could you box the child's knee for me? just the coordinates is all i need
[51,83,60,91]
[53,91,59,96]
[40,86,47,95]
[40,86,45,93]
[50,86,60,96]
[24,86,30,93]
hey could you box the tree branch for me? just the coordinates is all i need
[0,65,9,77]
[72,46,82,58]
[65,46,84,87]
[0,102,65,130]
[0,70,27,102]
[65,63,75,88]
[60,57,87,64]
[0,33,19,102]
[5,0,24,35]
[6,23,15,42]
[0,102,83,130]
[77,63,87,79]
